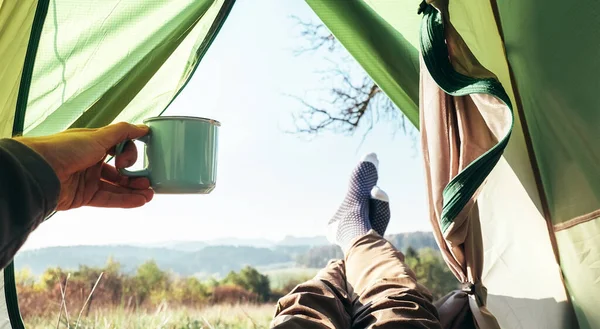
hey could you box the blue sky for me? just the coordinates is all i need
[22,0,429,250]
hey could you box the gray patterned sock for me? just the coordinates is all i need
[369,186,390,237]
[327,153,379,253]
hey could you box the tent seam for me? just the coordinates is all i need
[554,209,600,232]
[160,0,236,116]
[488,3,578,325]
[6,0,51,328]
[488,0,560,262]
[12,0,49,137]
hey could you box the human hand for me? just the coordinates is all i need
[16,122,154,210]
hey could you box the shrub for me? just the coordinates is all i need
[210,285,259,304]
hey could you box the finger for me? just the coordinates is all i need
[127,177,151,190]
[96,122,149,151]
[62,128,96,134]
[89,181,154,208]
[112,140,139,168]
[90,191,148,208]
[101,163,123,183]
[100,181,154,200]
[101,164,150,189]
[106,138,139,157]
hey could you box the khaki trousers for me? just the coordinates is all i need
[271,230,441,328]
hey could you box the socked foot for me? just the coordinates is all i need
[328,153,390,253]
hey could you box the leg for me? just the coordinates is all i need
[327,154,441,328]
[270,260,352,329]
[345,231,441,329]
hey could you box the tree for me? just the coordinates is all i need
[173,277,209,304]
[222,266,271,302]
[39,266,67,290]
[15,267,36,288]
[290,16,413,138]
[134,260,170,304]
[405,246,419,259]
[404,248,458,299]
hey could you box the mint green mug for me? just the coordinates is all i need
[116,116,220,194]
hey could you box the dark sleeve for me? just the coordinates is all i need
[0,139,60,269]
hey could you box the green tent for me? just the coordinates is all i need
[1,0,598,328]
[0,0,234,327]
[305,1,598,328]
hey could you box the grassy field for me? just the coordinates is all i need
[23,304,275,329]
[264,267,319,291]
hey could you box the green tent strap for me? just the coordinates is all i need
[419,4,514,233]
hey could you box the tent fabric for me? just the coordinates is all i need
[555,219,600,329]
[493,1,600,327]
[305,0,421,128]
[0,1,235,328]
[310,0,579,328]
[493,0,600,226]
[23,0,232,136]
[0,2,50,328]
[0,0,597,328]
[0,270,9,329]
[0,0,40,138]
[442,1,576,328]
[419,2,512,328]
[477,160,577,329]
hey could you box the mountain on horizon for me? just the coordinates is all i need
[139,235,331,251]
[276,235,329,246]
[15,232,439,278]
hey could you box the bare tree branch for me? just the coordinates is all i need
[290,15,338,55]
[289,16,411,138]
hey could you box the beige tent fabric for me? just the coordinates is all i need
[420,9,512,328]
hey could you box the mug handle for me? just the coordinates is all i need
[115,134,151,177]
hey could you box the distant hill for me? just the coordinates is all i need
[142,236,330,250]
[384,232,439,252]
[141,241,207,252]
[204,238,274,248]
[276,236,329,246]
[15,245,292,278]
[15,245,184,275]
[15,232,438,277]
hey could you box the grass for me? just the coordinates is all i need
[17,265,317,328]
[264,267,319,291]
[23,304,275,329]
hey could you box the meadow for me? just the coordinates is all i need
[16,262,311,329]
[23,304,274,329]
[15,243,455,328]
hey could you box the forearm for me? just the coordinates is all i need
[0,139,60,269]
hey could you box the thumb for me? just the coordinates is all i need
[96,122,149,150]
